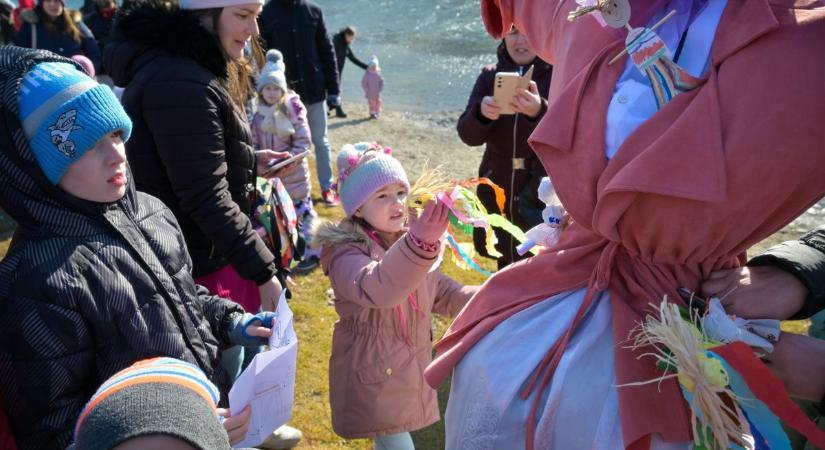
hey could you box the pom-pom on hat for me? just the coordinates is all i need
[70,54,95,78]
[73,357,231,450]
[179,0,263,9]
[18,61,132,184]
[336,142,409,217]
[256,49,287,92]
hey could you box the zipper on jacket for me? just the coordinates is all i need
[507,66,523,264]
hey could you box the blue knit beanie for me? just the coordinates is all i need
[18,62,133,184]
[336,142,409,217]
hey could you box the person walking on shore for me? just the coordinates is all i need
[361,55,383,119]
[331,25,368,118]
[258,0,341,206]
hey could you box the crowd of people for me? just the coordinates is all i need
[0,0,823,449]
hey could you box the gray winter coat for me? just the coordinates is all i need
[0,48,244,450]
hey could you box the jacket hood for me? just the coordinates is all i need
[0,46,137,237]
[314,219,369,248]
[104,0,228,87]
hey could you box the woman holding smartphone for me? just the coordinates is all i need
[105,1,303,445]
[456,26,553,269]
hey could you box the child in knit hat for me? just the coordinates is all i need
[315,143,479,449]
[0,48,274,449]
[361,55,383,119]
[252,48,321,274]
[72,357,231,450]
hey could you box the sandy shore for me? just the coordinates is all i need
[1,100,819,252]
[326,101,480,179]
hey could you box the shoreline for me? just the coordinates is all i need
[327,101,480,180]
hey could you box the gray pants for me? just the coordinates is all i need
[305,100,333,191]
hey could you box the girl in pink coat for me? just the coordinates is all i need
[361,55,384,119]
[253,49,321,269]
[317,144,479,449]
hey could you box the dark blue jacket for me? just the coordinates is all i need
[14,9,101,72]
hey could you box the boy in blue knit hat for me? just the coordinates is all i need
[18,60,133,198]
[0,49,279,449]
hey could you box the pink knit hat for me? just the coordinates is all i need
[336,142,409,217]
[70,54,95,78]
[179,0,263,9]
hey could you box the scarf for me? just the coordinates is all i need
[257,102,295,138]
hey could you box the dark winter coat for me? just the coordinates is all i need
[749,226,825,319]
[258,0,339,104]
[83,5,115,53]
[332,30,367,79]
[457,45,552,267]
[14,8,101,71]
[105,0,279,284]
[0,47,244,450]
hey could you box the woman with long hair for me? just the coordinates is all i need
[14,0,100,71]
[105,0,300,446]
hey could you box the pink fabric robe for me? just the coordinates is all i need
[426,0,825,448]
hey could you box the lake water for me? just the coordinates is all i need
[317,0,496,113]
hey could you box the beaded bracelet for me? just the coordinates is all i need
[408,232,440,253]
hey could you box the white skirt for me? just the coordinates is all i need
[445,288,692,450]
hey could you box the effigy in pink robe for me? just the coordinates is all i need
[426,0,825,448]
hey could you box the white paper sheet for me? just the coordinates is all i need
[229,291,298,448]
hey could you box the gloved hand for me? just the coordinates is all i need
[228,311,276,347]
[407,197,450,244]
[327,94,341,108]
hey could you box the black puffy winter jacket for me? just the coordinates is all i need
[104,0,279,284]
[258,0,340,104]
[0,47,245,450]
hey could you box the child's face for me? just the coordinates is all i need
[260,84,283,106]
[58,131,128,203]
[355,182,408,233]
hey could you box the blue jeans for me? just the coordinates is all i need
[374,432,414,450]
[305,100,333,191]
[222,345,264,381]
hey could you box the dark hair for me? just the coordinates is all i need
[192,7,264,113]
[35,1,82,44]
[340,25,357,37]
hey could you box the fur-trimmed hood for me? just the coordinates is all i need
[104,0,227,86]
[314,219,369,248]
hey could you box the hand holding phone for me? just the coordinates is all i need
[263,151,310,177]
[493,65,534,115]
